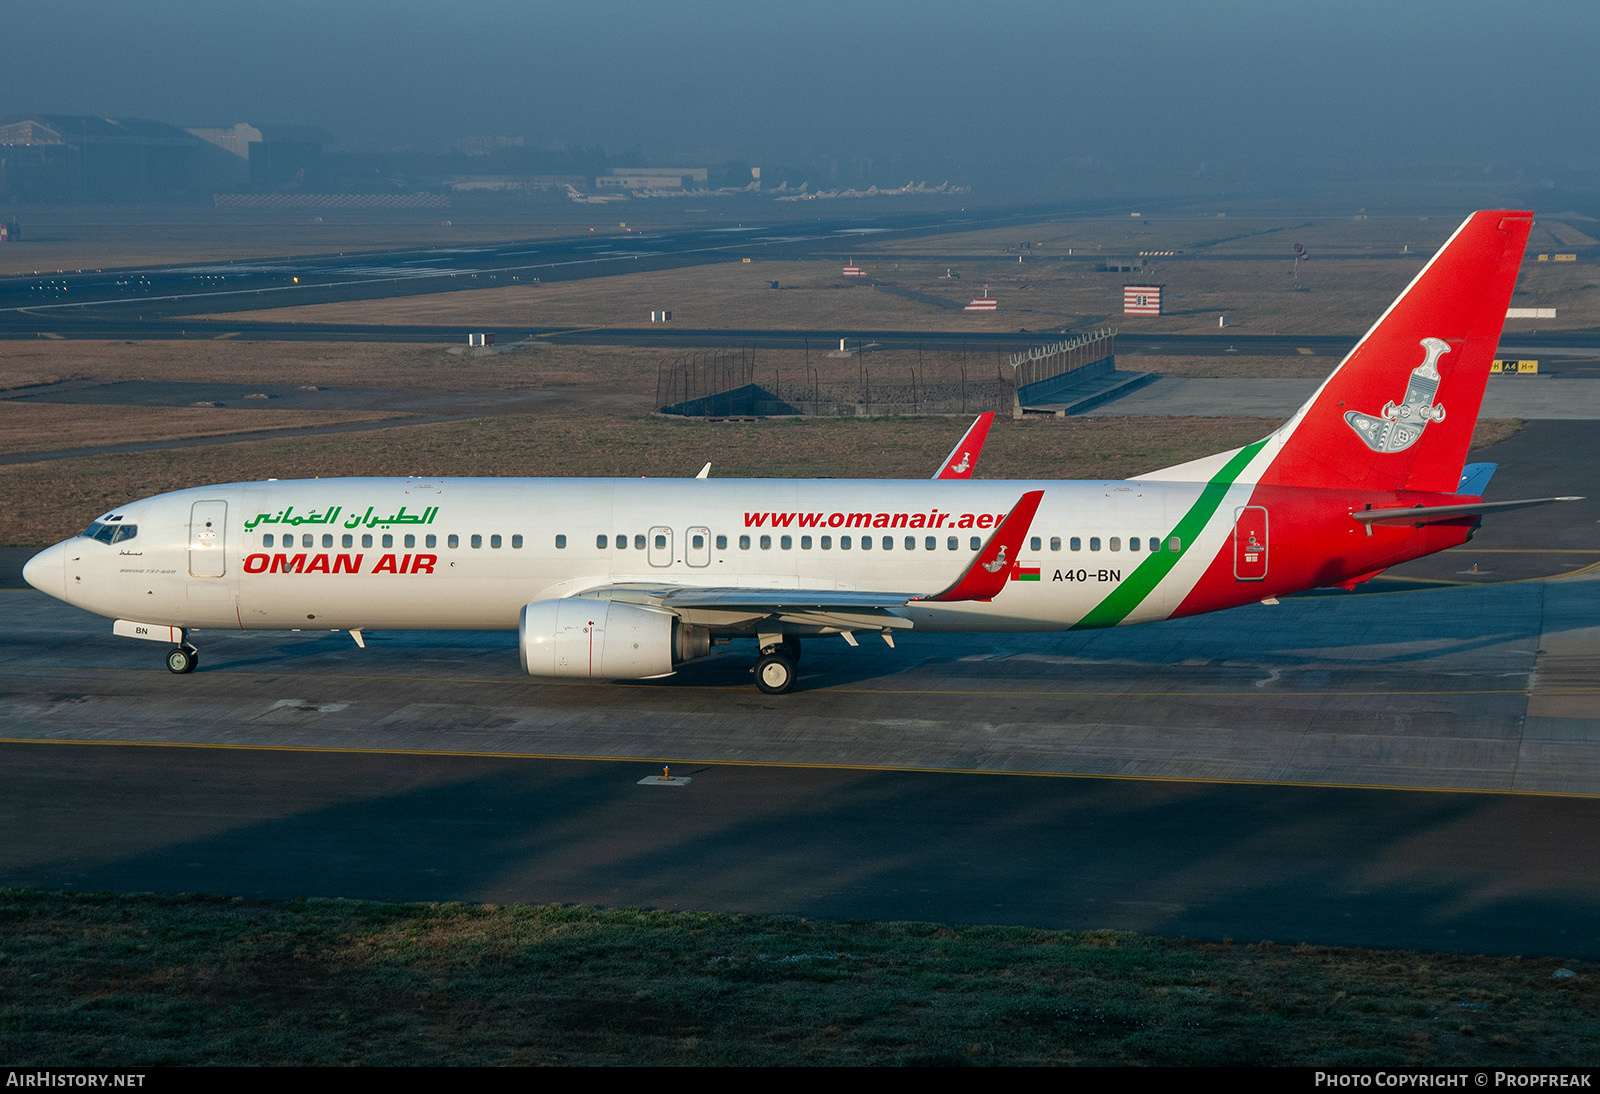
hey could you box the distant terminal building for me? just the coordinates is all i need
[0,114,239,201]
[842,264,866,278]
[596,167,709,191]
[964,295,998,312]
[0,114,334,202]
[1123,285,1164,316]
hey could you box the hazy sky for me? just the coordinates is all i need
[7,1,1599,195]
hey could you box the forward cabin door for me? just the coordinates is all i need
[1233,506,1268,582]
[188,500,228,578]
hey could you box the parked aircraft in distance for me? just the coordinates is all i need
[24,211,1575,693]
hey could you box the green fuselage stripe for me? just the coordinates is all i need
[1071,439,1267,630]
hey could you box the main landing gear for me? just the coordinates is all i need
[165,643,199,674]
[752,634,802,695]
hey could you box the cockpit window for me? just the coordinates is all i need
[81,521,138,545]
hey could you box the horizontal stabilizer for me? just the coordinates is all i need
[1352,495,1582,525]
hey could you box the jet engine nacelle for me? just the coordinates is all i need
[518,599,710,680]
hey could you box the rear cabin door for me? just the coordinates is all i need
[189,500,228,578]
[1233,506,1268,582]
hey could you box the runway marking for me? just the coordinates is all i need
[3,735,1598,799]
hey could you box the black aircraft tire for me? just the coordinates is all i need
[165,646,197,674]
[754,652,796,695]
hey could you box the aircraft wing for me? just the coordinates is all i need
[932,413,995,479]
[573,489,1044,628]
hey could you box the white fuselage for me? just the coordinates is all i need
[25,475,1254,637]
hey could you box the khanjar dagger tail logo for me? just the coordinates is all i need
[983,545,1009,573]
[950,452,971,474]
[1344,337,1450,453]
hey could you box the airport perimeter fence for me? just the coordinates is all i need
[657,347,1018,417]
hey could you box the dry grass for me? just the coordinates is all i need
[0,414,1279,545]
[0,414,1519,547]
[0,403,397,455]
[0,338,670,396]
[3,889,1596,1067]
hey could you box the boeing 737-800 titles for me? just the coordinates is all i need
[23,211,1574,693]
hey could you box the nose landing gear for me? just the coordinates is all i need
[165,644,199,674]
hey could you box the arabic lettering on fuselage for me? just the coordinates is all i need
[243,505,440,533]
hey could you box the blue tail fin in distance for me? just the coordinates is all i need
[1458,462,1498,496]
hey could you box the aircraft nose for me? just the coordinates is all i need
[22,542,67,601]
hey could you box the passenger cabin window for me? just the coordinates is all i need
[654,534,667,549]
[969,537,981,551]
[382,534,394,549]
[925,537,936,551]
[362,534,374,548]
[323,534,334,548]
[425,535,437,548]
[343,534,355,549]
[597,534,608,549]
[1070,537,1082,551]
[821,536,832,549]
[471,534,482,549]
[781,535,792,550]
[1030,536,1042,551]
[716,535,727,550]
[555,535,567,549]
[263,534,275,547]
[1051,537,1061,551]
[404,534,415,549]
[739,535,751,550]
[947,537,958,550]
[759,535,771,550]
[447,534,459,549]
[1168,536,1182,552]
[1109,537,1121,552]
[491,534,502,549]
[512,535,523,549]
[633,534,645,550]
[1090,537,1102,551]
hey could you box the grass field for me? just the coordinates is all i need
[0,414,1281,545]
[2,889,1593,1066]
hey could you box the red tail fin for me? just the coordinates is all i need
[1260,211,1532,494]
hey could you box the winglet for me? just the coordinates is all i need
[933,412,995,479]
[920,489,1044,602]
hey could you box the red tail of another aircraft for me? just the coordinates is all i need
[1258,210,1533,495]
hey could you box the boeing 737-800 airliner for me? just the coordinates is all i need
[23,211,1573,693]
